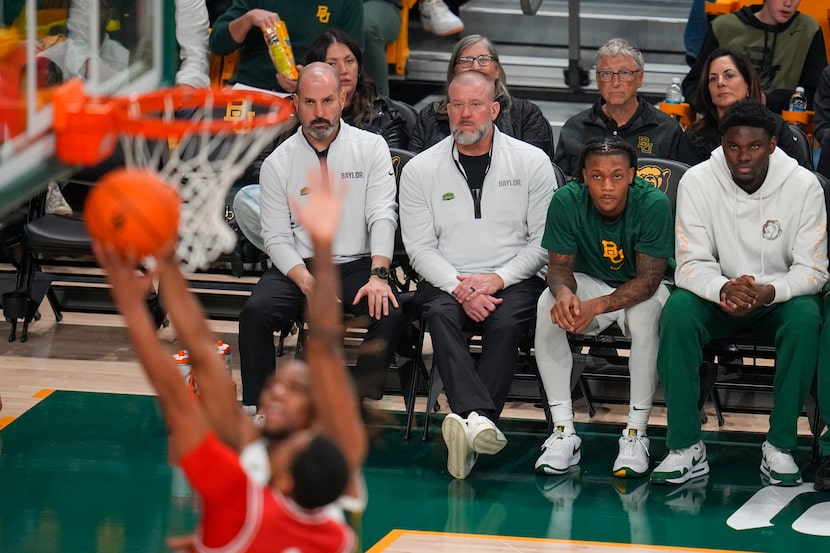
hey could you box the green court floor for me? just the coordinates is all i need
[1,391,828,552]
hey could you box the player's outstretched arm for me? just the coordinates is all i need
[290,174,368,473]
[93,242,208,459]
[154,252,259,452]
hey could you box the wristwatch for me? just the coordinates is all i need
[369,267,391,280]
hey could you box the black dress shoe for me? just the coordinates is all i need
[815,456,830,491]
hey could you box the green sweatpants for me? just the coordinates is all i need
[817,294,830,456]
[658,289,821,450]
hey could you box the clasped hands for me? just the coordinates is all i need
[452,274,504,323]
[549,289,604,334]
[719,275,774,316]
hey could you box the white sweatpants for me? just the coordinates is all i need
[534,273,670,430]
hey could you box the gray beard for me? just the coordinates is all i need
[452,122,490,146]
[306,121,338,141]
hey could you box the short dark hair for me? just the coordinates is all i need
[718,100,776,138]
[575,137,638,181]
[290,435,349,510]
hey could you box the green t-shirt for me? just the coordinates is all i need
[541,176,673,287]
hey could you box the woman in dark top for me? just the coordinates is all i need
[680,48,813,169]
[410,34,554,160]
[305,28,410,150]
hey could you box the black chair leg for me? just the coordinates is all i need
[46,287,63,322]
[578,375,596,418]
[811,400,823,464]
[404,317,428,440]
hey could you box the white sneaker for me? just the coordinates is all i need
[535,426,582,475]
[46,180,72,216]
[419,0,464,36]
[466,411,507,455]
[442,413,477,479]
[651,440,710,485]
[612,428,651,478]
[760,440,802,486]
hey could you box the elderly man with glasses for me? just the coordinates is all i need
[554,38,686,177]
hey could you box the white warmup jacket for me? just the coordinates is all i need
[675,146,828,303]
[399,127,557,294]
[260,121,397,276]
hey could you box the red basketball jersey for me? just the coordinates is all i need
[180,433,354,553]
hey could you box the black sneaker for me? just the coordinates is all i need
[815,456,830,492]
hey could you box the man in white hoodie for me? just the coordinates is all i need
[399,70,557,479]
[652,100,828,487]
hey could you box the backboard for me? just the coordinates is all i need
[0,0,168,215]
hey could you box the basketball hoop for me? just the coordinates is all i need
[52,79,295,272]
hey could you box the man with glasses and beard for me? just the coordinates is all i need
[238,62,404,413]
[399,70,557,480]
[554,38,685,178]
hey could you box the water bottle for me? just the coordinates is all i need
[216,340,232,379]
[665,77,683,104]
[788,86,807,112]
[173,350,193,390]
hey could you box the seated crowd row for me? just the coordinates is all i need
[234,42,830,499]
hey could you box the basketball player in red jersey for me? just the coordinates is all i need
[94,171,365,553]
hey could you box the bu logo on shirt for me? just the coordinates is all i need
[637,136,654,154]
[317,6,331,23]
[602,240,624,269]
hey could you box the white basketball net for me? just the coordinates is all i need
[118,93,293,272]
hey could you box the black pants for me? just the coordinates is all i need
[415,276,545,420]
[239,257,404,405]
[818,146,830,181]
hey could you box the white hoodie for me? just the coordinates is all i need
[675,147,828,303]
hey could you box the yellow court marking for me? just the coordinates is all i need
[0,416,15,430]
[33,389,55,399]
[366,530,761,553]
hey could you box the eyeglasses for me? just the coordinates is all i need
[456,55,496,68]
[596,69,642,82]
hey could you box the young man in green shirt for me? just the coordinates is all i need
[534,137,674,479]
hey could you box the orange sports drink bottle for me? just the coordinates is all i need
[262,21,298,80]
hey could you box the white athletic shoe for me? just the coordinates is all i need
[760,440,802,486]
[419,0,464,36]
[535,426,582,475]
[612,428,651,478]
[651,440,710,485]
[466,411,507,455]
[442,413,477,479]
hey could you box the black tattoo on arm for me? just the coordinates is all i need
[546,252,577,296]
[602,252,667,313]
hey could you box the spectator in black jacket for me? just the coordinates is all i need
[681,1,827,114]
[815,65,830,178]
[233,29,411,253]
[409,34,554,159]
[554,38,685,177]
[679,48,814,169]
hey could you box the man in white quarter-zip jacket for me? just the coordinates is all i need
[399,70,557,480]
[652,100,828,488]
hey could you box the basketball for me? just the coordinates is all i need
[85,168,180,258]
